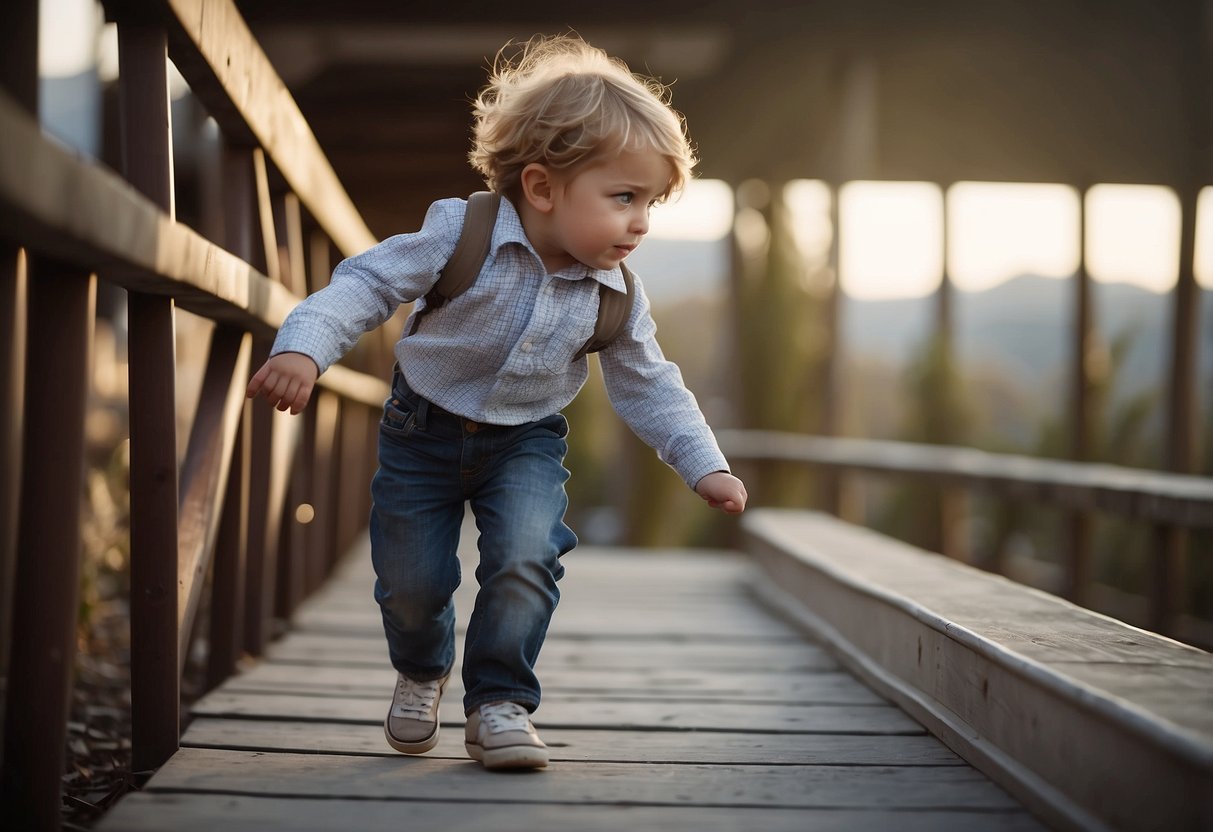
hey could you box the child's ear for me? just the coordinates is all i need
[520,163,556,213]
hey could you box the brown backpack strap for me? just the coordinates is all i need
[572,262,635,362]
[405,191,501,337]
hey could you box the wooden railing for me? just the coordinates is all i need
[0,1,391,828]
[719,430,1213,642]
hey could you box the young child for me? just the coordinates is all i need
[246,34,747,771]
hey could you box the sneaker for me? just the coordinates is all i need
[464,701,549,770]
[384,671,448,754]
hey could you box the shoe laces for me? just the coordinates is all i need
[392,674,441,719]
[480,701,531,733]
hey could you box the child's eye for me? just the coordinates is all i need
[614,192,635,206]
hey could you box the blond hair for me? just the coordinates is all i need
[469,35,696,201]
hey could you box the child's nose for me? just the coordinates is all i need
[629,206,650,235]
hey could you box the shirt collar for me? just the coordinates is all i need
[490,196,628,293]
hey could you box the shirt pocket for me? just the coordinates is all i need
[541,288,599,372]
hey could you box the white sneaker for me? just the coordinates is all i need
[464,701,549,770]
[384,671,448,754]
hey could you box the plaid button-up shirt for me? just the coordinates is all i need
[273,196,728,489]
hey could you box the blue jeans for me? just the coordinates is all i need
[368,373,577,714]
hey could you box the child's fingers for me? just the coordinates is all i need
[246,364,271,398]
[279,378,302,412]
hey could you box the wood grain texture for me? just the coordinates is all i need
[745,509,1213,832]
[98,536,1043,831]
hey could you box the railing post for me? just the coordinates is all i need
[1152,181,1202,636]
[117,19,181,773]
[0,0,36,771]
[1065,186,1094,604]
[1,261,95,831]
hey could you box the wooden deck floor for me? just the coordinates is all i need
[98,532,1045,831]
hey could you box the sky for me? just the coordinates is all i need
[42,0,1212,301]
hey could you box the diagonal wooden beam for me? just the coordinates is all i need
[177,327,253,669]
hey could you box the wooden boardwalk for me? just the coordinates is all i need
[98,531,1044,831]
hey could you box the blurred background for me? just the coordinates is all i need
[36,0,1212,653]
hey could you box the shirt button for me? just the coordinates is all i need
[521,341,533,352]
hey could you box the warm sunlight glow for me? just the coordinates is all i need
[839,181,943,300]
[784,180,833,267]
[948,182,1079,292]
[648,179,734,241]
[1086,185,1180,292]
[1196,187,1213,289]
[39,0,101,77]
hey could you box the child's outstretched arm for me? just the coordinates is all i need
[695,471,748,514]
[246,351,319,415]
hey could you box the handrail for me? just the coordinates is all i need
[0,88,389,407]
[102,0,378,257]
[718,429,1213,529]
[719,428,1212,649]
[0,2,390,826]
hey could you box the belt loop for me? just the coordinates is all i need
[415,397,430,431]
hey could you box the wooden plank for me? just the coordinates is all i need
[130,747,1023,809]
[190,690,922,734]
[212,662,875,703]
[289,605,804,641]
[745,509,1213,832]
[220,673,882,706]
[264,632,839,672]
[181,717,962,766]
[99,793,1044,832]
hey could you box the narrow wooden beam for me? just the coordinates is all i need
[252,148,281,285]
[0,261,94,831]
[0,0,35,743]
[177,327,252,668]
[243,341,275,656]
[282,192,307,297]
[1066,188,1093,604]
[1151,181,1202,635]
[118,20,181,773]
[308,391,339,593]
[206,404,249,691]
[0,246,26,720]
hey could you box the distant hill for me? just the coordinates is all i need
[842,275,1211,407]
[625,237,731,303]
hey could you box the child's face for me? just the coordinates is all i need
[540,148,672,273]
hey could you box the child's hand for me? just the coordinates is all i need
[695,471,748,514]
[246,351,319,415]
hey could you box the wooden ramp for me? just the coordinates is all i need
[99,533,1044,831]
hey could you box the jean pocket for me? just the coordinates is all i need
[380,397,417,439]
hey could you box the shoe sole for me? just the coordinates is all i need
[384,675,448,755]
[466,741,549,770]
[384,718,440,755]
